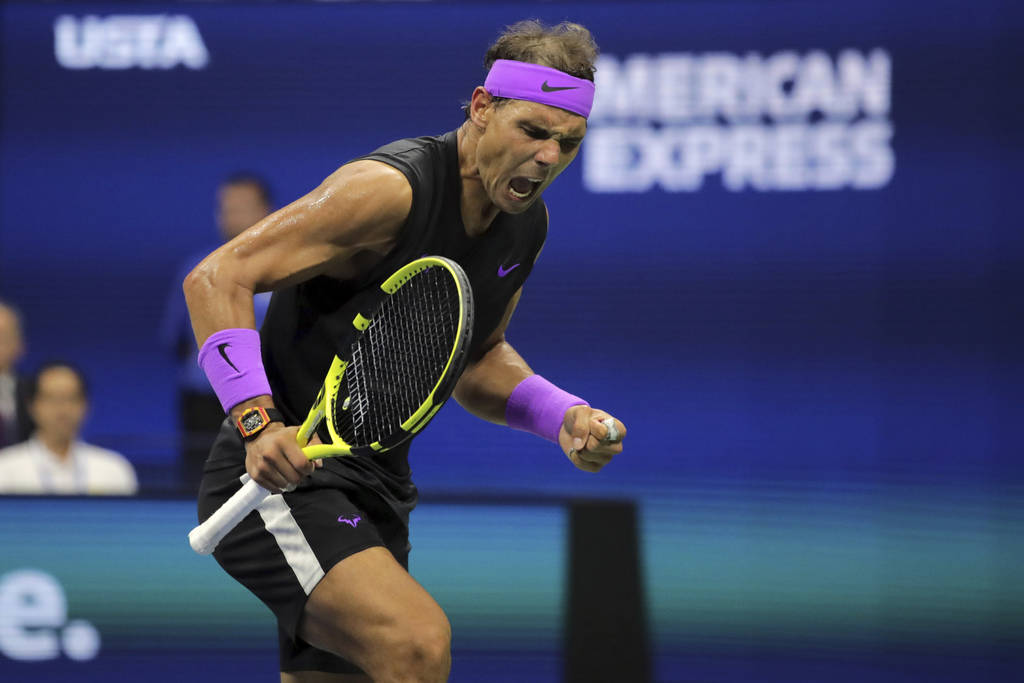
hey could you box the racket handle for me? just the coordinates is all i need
[188,476,270,555]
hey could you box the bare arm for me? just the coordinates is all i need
[184,160,411,347]
[452,289,626,472]
[453,205,627,472]
[453,204,546,424]
[182,160,412,491]
[452,289,532,425]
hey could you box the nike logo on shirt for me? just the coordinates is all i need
[497,263,520,278]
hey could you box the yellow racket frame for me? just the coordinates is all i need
[296,256,472,460]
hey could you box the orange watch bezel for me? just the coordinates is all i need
[237,406,271,439]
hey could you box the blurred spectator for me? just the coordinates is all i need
[0,362,138,495]
[160,173,274,489]
[0,300,31,448]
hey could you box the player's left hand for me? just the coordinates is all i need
[558,405,626,473]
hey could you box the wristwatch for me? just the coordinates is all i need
[236,406,285,441]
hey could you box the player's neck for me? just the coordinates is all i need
[456,123,500,237]
[38,431,74,461]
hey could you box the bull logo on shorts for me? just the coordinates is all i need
[337,516,362,527]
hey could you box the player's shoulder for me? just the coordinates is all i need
[363,132,449,162]
[337,133,447,189]
[353,131,452,183]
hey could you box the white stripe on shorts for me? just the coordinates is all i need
[247,475,325,595]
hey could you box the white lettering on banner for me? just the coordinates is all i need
[54,15,209,70]
[0,570,100,662]
[584,49,894,193]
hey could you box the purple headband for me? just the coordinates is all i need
[483,59,595,118]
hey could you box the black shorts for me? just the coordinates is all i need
[197,420,411,674]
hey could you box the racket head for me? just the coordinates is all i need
[303,256,473,459]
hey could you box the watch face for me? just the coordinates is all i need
[240,410,265,434]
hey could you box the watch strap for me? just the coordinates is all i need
[236,407,286,440]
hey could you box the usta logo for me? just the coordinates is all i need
[54,15,209,70]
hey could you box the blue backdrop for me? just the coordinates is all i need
[1,1,1021,681]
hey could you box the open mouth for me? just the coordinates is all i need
[508,176,542,201]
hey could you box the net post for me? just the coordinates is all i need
[564,498,651,683]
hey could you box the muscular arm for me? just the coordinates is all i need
[182,160,412,491]
[454,291,627,473]
[452,288,532,424]
[453,204,547,424]
[184,160,411,348]
[452,206,626,472]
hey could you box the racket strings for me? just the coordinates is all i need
[336,266,460,446]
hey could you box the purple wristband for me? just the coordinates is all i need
[505,374,589,443]
[197,328,273,413]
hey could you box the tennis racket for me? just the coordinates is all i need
[188,255,474,554]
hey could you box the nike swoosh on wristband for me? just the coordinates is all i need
[217,343,240,373]
[541,81,579,92]
[497,263,520,278]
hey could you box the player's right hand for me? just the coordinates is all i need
[244,424,317,493]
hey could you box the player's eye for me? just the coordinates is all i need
[559,139,580,153]
[522,125,547,140]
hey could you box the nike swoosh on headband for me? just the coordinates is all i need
[217,343,240,373]
[541,81,579,92]
[485,60,595,118]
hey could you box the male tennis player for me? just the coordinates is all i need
[188,20,626,683]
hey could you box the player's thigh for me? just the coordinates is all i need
[299,546,450,661]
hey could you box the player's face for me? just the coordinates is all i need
[29,367,87,443]
[477,100,587,213]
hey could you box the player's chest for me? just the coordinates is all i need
[432,221,534,346]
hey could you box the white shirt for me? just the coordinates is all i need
[0,436,138,495]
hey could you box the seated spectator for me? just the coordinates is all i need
[0,300,31,448]
[0,362,138,495]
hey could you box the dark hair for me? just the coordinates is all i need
[27,361,89,401]
[484,20,598,81]
[464,20,599,117]
[221,172,273,207]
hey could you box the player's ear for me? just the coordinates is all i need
[468,86,493,130]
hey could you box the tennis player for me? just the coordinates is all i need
[188,20,626,683]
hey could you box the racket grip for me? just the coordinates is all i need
[188,476,271,555]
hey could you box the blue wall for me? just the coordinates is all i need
[1,1,1022,681]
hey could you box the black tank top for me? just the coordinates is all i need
[260,129,547,521]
